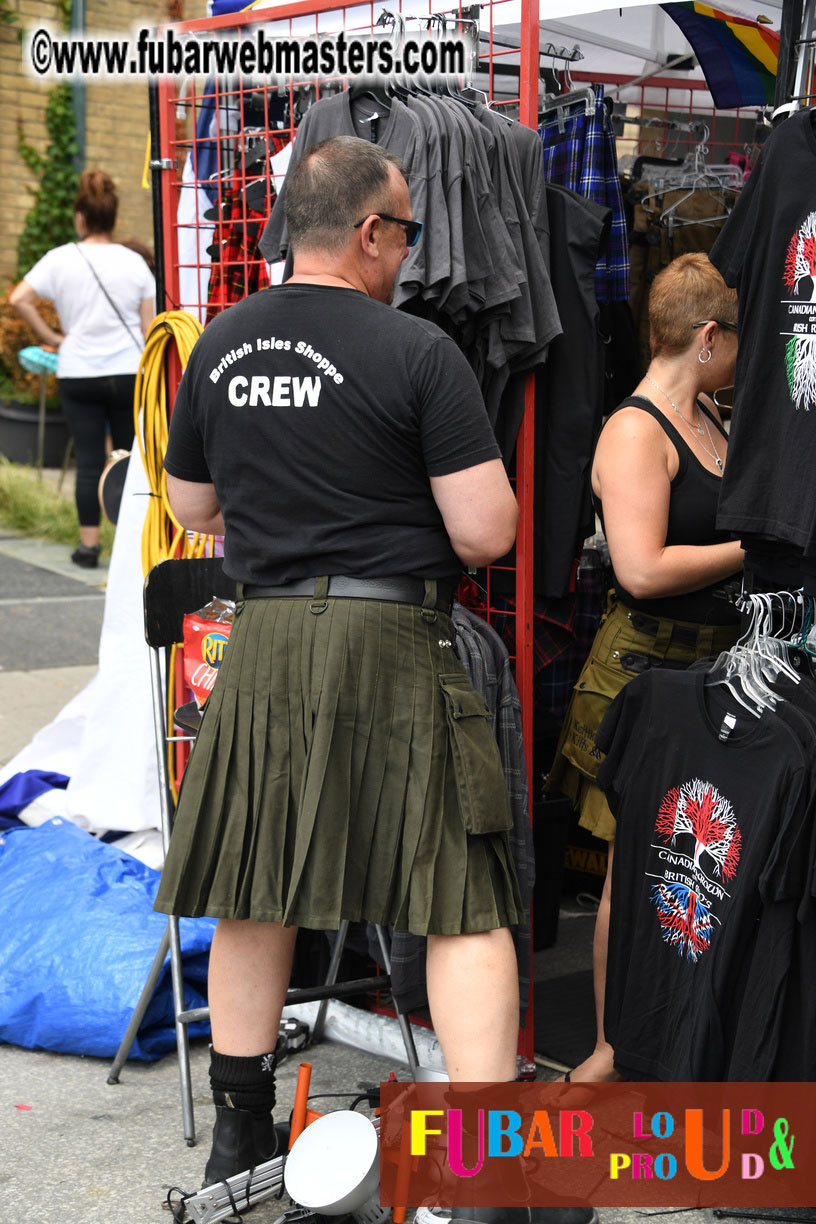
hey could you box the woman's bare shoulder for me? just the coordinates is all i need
[598,402,669,446]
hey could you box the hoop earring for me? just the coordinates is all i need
[699,348,712,364]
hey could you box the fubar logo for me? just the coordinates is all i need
[378,1083,811,1211]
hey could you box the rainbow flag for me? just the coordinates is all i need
[661,3,779,108]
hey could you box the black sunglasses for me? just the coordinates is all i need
[353,213,423,248]
[692,319,737,332]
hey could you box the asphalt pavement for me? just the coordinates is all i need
[0,498,808,1224]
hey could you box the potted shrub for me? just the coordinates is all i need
[0,290,70,468]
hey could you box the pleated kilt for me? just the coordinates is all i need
[153,594,524,935]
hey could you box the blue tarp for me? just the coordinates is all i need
[0,818,215,1059]
[0,769,69,829]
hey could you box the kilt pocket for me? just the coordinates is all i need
[439,674,512,835]
[559,655,622,781]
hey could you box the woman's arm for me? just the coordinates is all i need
[592,409,744,601]
[9,280,65,349]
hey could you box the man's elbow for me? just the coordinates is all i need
[166,476,221,534]
[452,506,518,567]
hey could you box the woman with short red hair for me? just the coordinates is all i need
[547,252,744,1083]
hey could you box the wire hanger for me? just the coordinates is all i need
[539,42,592,122]
[703,586,816,716]
[539,85,595,122]
[704,596,776,716]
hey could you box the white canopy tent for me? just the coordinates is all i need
[476,0,784,111]
[256,0,784,111]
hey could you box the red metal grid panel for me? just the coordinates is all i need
[154,0,539,782]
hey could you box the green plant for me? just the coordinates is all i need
[0,457,114,554]
[17,82,80,279]
[0,370,60,410]
[0,2,17,26]
[0,289,61,401]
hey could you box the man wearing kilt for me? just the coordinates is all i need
[154,136,584,1224]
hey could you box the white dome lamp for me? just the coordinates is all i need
[284,1110,390,1224]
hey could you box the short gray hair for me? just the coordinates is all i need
[285,135,408,254]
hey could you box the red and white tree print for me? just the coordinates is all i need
[655,778,741,881]
[784,211,816,301]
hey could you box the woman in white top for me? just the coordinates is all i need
[11,170,155,568]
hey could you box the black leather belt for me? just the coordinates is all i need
[242,574,456,613]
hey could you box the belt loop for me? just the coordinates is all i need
[697,625,715,658]
[421,578,438,623]
[310,575,329,615]
[651,619,673,661]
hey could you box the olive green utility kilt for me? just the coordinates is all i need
[153,594,524,935]
[546,594,740,843]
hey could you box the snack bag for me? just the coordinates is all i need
[182,596,235,707]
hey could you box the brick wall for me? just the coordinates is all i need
[1,0,207,290]
[0,0,53,290]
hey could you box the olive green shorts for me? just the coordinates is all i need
[154,593,524,935]
[545,596,740,842]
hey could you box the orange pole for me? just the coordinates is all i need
[391,1119,413,1224]
[289,1061,313,1149]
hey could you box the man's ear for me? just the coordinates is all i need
[357,214,383,256]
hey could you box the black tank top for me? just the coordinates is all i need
[596,395,739,625]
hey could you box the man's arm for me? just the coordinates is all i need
[430,458,518,567]
[166,473,225,536]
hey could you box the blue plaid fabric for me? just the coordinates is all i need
[538,84,630,303]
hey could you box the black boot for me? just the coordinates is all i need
[202,1096,281,1187]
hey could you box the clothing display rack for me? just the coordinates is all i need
[614,113,708,136]
[774,0,816,114]
[149,0,542,773]
[148,0,544,1068]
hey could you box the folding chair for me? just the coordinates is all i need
[108,557,419,1145]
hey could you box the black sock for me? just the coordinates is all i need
[209,1047,277,1116]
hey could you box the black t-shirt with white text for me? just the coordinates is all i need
[164,284,501,586]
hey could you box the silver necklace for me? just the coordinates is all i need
[700,410,724,473]
[644,372,724,472]
[645,372,704,435]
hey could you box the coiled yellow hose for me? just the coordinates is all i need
[132,309,211,799]
[133,309,212,576]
